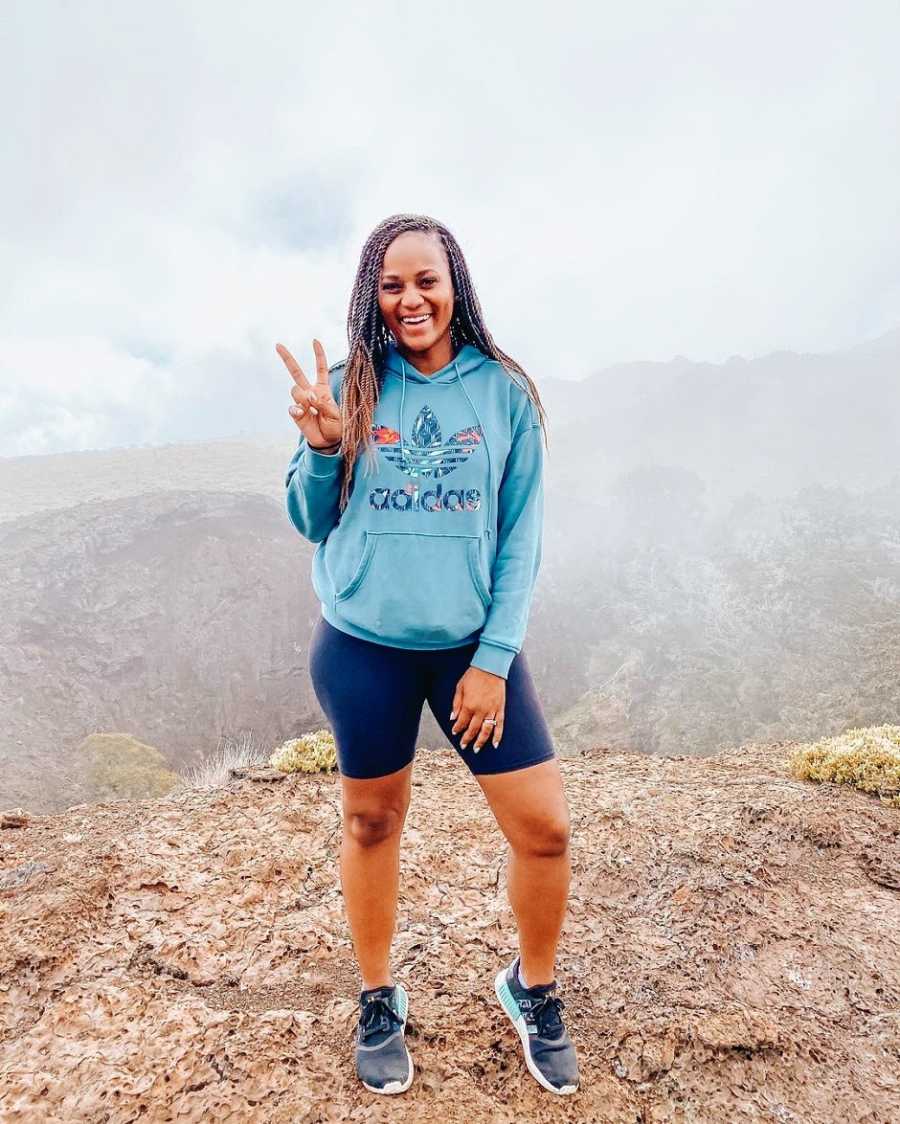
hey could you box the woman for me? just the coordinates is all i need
[279,214,579,1097]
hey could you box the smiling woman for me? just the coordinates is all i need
[377,235,456,369]
[278,213,580,1098]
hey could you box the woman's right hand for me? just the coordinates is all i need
[276,339,343,450]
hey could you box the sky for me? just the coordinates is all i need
[2,0,899,457]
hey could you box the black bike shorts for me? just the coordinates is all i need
[308,615,556,780]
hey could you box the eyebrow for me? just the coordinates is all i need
[380,269,440,279]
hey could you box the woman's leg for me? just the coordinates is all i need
[308,617,427,990]
[340,762,413,990]
[475,758,570,987]
[425,643,568,987]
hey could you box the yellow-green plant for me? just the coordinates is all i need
[787,724,900,808]
[270,729,338,774]
[76,732,179,801]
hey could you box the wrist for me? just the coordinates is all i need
[308,439,342,454]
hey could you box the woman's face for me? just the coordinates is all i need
[378,231,455,358]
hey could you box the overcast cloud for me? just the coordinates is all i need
[2,0,899,456]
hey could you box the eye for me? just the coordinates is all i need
[381,278,437,292]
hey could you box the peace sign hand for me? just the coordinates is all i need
[276,339,343,451]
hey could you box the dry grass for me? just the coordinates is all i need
[176,729,269,790]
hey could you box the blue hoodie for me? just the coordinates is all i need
[284,342,543,679]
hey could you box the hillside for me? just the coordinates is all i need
[1,743,898,1122]
[2,470,899,817]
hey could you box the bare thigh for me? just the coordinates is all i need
[474,758,571,854]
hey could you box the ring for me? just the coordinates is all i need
[482,718,497,726]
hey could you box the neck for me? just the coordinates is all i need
[395,334,455,376]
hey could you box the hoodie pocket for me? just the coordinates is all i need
[334,530,491,646]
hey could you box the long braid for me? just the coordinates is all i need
[333,214,549,514]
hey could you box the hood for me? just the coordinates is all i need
[383,341,487,384]
[382,341,496,540]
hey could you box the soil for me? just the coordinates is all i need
[1,741,899,1122]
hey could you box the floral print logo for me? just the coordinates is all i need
[371,405,483,479]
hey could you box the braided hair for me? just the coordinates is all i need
[331,213,549,514]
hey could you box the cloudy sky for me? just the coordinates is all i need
[2,1,898,457]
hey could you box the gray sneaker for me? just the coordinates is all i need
[494,957,579,1094]
[355,983,413,1095]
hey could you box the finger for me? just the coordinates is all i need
[292,400,314,424]
[451,704,468,736]
[451,703,472,737]
[449,682,463,725]
[313,338,330,387]
[472,719,493,754]
[492,712,505,748]
[291,384,321,415]
[459,713,484,750]
[276,342,311,391]
[292,372,341,424]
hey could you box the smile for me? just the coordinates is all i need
[400,314,432,326]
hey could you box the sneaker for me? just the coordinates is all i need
[494,957,579,1095]
[355,983,414,1095]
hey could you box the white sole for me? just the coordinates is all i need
[493,967,579,1096]
[359,984,414,1096]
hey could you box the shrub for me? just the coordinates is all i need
[270,729,338,774]
[76,732,179,801]
[787,724,900,808]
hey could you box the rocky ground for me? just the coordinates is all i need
[1,741,899,1123]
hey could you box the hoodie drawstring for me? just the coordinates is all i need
[397,353,492,541]
[453,360,492,540]
[399,358,408,465]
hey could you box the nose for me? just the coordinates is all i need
[399,292,426,312]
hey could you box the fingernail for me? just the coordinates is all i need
[450,710,457,720]
[289,406,300,416]
[309,407,318,415]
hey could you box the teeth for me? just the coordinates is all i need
[401,314,430,324]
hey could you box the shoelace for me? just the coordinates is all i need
[529,993,566,1040]
[359,996,404,1041]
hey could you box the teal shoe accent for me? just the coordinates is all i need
[494,958,580,1095]
[356,983,414,1095]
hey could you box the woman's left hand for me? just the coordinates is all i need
[450,667,505,752]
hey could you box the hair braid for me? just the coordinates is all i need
[332,213,549,514]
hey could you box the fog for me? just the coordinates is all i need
[1,3,898,813]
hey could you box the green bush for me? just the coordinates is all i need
[76,732,179,801]
[787,724,900,808]
[270,729,338,774]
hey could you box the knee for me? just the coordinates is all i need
[517,814,570,858]
[345,807,404,847]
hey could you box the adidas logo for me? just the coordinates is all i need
[369,404,483,514]
[371,404,483,479]
[369,480,482,513]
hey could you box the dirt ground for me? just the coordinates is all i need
[1,740,899,1122]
